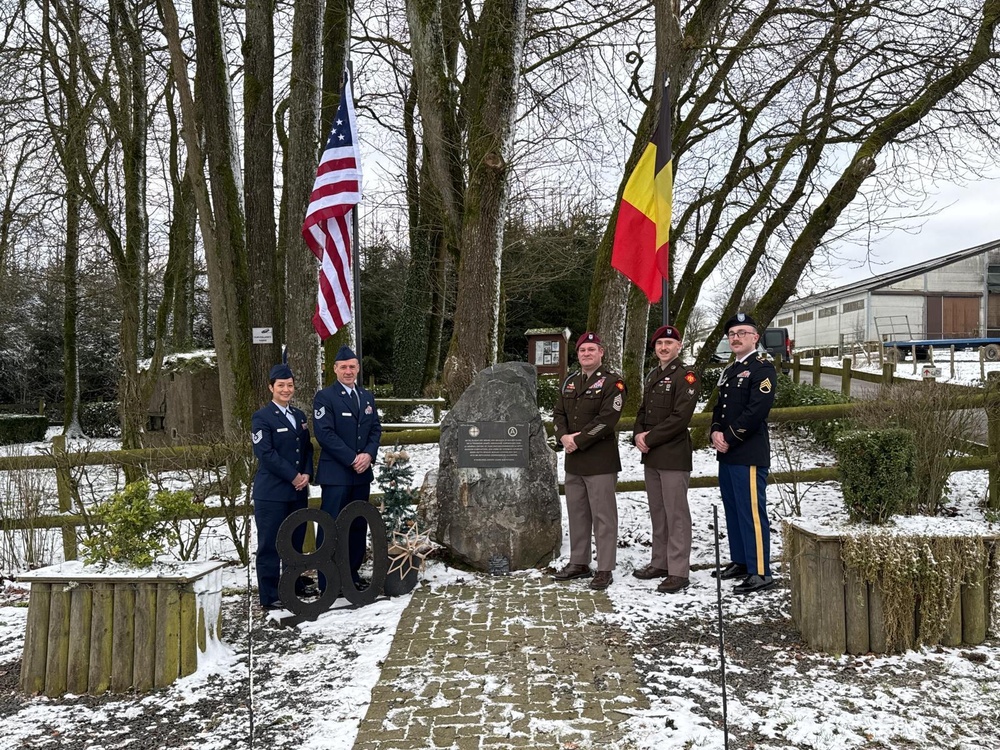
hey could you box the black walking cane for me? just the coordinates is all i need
[713,504,731,750]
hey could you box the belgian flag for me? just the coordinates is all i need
[611,81,672,304]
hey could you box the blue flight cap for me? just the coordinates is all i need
[269,363,294,381]
[334,345,358,362]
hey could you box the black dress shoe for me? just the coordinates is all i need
[551,563,593,581]
[589,570,613,590]
[733,574,776,594]
[352,578,370,592]
[632,565,671,580]
[711,562,748,580]
[262,601,286,611]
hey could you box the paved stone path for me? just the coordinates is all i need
[353,575,647,750]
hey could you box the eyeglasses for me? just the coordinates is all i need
[727,330,756,339]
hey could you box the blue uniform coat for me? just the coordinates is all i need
[313,382,382,485]
[711,353,776,467]
[251,403,313,501]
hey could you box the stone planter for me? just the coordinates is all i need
[18,560,226,696]
[785,520,997,655]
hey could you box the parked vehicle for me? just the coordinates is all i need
[883,337,1000,362]
[710,327,792,373]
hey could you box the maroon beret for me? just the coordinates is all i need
[650,325,682,346]
[575,331,602,349]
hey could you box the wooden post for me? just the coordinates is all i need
[20,582,51,694]
[792,354,801,384]
[928,345,935,365]
[89,582,114,694]
[986,373,1000,510]
[179,589,198,677]
[840,358,852,396]
[980,347,986,382]
[133,583,158,692]
[961,555,988,645]
[950,345,956,379]
[66,585,93,694]
[44,585,71,697]
[817,539,847,654]
[51,435,78,561]
[812,355,821,387]
[844,569,870,655]
[942,588,963,647]
[111,585,135,692]
[881,363,894,387]
[868,583,888,653]
[911,345,918,375]
[787,525,801,627]
[433,398,442,423]
[154,583,182,688]
[799,531,819,643]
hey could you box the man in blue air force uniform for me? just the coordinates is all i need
[251,364,315,610]
[313,345,382,588]
[710,313,777,594]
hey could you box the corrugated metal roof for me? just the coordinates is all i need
[779,237,1000,312]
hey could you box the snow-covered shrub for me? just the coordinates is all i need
[80,401,121,438]
[834,428,917,523]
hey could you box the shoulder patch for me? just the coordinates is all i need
[613,393,623,411]
[760,377,772,394]
[684,371,697,385]
[615,380,625,391]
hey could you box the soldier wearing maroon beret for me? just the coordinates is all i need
[551,332,626,590]
[632,325,700,593]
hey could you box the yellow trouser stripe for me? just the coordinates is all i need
[749,466,764,575]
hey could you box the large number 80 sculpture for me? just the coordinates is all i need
[274,503,391,621]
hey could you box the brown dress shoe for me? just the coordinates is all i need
[657,575,690,594]
[632,564,671,580]
[589,570,613,590]
[551,563,593,581]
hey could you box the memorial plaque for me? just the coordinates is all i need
[457,422,529,468]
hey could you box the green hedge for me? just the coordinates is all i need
[774,374,852,448]
[81,401,121,438]
[835,428,918,524]
[0,414,49,445]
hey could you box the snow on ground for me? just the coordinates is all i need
[820,349,1000,387]
[1,423,998,749]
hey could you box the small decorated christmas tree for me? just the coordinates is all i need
[376,447,418,539]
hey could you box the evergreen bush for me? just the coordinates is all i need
[536,375,561,411]
[81,401,121,438]
[834,428,917,523]
[774,374,852,448]
[0,415,48,444]
[376,447,418,539]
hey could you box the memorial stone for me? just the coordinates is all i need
[432,362,561,571]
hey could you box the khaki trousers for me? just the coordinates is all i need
[565,472,618,571]
[644,467,692,577]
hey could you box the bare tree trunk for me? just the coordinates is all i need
[244,0,281,403]
[281,0,325,401]
[622,286,649,415]
[440,0,527,401]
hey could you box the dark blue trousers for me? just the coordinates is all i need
[254,497,309,606]
[320,484,371,582]
[718,464,771,577]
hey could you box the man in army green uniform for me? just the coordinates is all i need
[552,332,626,590]
[632,325,700,593]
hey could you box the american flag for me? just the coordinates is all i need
[302,75,362,339]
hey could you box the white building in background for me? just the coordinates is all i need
[776,238,1000,352]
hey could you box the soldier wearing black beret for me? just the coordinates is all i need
[710,313,777,593]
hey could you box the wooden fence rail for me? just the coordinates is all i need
[3,382,999,557]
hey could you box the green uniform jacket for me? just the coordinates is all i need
[633,360,700,472]
[554,368,625,475]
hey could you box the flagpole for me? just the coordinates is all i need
[347,60,363,380]
[662,77,671,328]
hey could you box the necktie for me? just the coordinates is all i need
[283,408,297,429]
[352,390,361,414]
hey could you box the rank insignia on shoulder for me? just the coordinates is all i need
[684,371,697,384]
[252,430,263,444]
[760,377,772,393]
[613,393,623,411]
[314,406,326,420]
